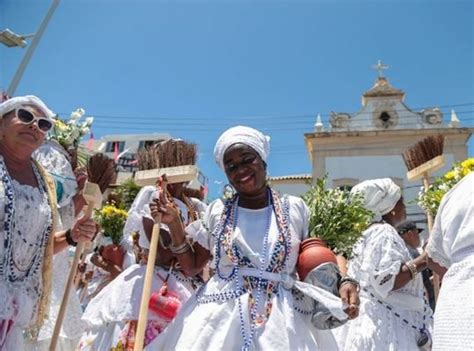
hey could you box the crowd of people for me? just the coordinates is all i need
[0,95,472,350]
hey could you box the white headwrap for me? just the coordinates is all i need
[351,178,401,221]
[0,95,55,120]
[213,126,270,170]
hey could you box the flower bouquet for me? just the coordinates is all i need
[302,177,373,258]
[417,157,474,217]
[94,203,128,268]
[48,108,94,150]
[94,203,128,245]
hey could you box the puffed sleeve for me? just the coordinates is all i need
[426,211,450,269]
[358,224,408,298]
[185,199,224,252]
[288,196,310,241]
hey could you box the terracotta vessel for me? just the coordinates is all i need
[297,237,338,281]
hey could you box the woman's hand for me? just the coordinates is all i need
[339,282,360,320]
[74,167,88,191]
[149,198,181,225]
[70,215,96,244]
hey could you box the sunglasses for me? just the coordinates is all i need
[15,108,54,133]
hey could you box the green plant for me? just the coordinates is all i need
[417,157,474,217]
[302,177,373,258]
[114,178,142,210]
[94,204,128,245]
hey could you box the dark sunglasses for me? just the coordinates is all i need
[16,108,54,133]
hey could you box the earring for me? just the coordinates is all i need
[391,211,396,216]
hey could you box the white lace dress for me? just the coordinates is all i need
[0,159,52,350]
[78,264,196,350]
[24,141,85,351]
[426,172,474,350]
[147,191,347,351]
[334,223,433,351]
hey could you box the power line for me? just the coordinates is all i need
[88,112,474,128]
[88,118,474,132]
[56,102,474,122]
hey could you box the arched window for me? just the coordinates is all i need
[379,111,391,127]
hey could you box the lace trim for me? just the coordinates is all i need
[426,241,450,269]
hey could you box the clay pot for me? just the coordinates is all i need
[297,237,338,281]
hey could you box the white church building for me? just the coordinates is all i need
[302,62,473,226]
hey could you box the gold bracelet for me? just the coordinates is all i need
[405,261,418,279]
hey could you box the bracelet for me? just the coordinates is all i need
[405,261,418,279]
[65,229,77,247]
[170,240,191,255]
[338,276,360,292]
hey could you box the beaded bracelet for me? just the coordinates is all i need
[405,261,418,279]
[65,229,77,247]
[338,276,360,292]
[170,240,191,255]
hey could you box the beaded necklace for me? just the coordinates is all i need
[197,187,291,351]
[0,157,52,284]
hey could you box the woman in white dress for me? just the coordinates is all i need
[79,138,207,350]
[426,172,474,350]
[78,185,203,350]
[147,126,359,350]
[335,178,433,350]
[23,140,88,350]
[0,96,96,350]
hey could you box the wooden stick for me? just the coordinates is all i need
[422,174,440,300]
[133,184,164,351]
[49,183,101,351]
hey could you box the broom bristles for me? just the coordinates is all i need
[87,153,117,192]
[136,139,197,171]
[403,135,445,171]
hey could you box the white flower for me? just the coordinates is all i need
[80,126,90,136]
[70,108,85,120]
[84,117,94,126]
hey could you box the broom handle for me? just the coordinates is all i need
[133,214,162,351]
[49,205,94,351]
[422,174,440,300]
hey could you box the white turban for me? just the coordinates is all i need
[0,95,55,120]
[213,126,270,170]
[351,178,401,220]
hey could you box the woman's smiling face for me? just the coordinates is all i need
[223,143,267,196]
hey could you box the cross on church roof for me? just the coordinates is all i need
[371,59,389,78]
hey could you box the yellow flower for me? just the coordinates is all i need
[54,120,68,131]
[444,170,456,180]
[462,168,472,177]
[461,158,474,169]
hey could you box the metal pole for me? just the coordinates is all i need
[7,0,61,96]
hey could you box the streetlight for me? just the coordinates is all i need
[1,0,61,96]
[0,29,35,48]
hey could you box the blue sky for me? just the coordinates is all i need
[1,0,473,199]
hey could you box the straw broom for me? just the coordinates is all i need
[49,154,116,351]
[402,135,445,300]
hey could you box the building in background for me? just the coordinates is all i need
[269,174,312,197]
[304,63,473,227]
[91,133,208,197]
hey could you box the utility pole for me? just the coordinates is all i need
[7,0,61,96]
